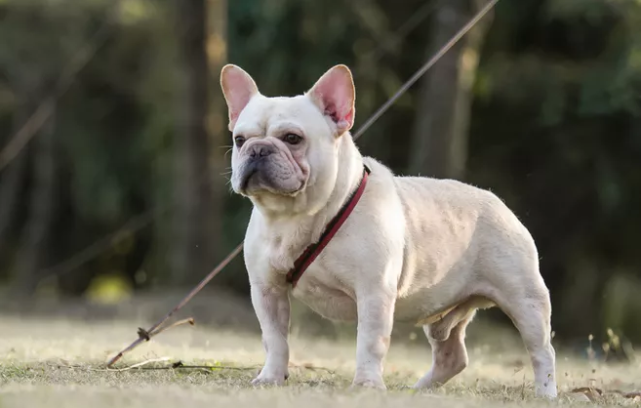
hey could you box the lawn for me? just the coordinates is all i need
[0,307,640,408]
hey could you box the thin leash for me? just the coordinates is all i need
[106,0,499,368]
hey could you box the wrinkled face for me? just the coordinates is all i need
[221,64,356,212]
[229,95,326,197]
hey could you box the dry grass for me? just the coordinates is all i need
[0,315,640,408]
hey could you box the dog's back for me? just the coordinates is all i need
[392,175,542,302]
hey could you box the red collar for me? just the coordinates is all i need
[286,165,371,287]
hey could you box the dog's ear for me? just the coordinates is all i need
[307,65,355,136]
[220,64,259,131]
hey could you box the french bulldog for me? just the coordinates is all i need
[220,64,557,397]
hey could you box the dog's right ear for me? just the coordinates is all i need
[220,64,259,131]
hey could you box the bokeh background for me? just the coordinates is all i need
[1,0,640,355]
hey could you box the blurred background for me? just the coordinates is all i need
[0,0,640,355]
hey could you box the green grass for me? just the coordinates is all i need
[0,315,640,408]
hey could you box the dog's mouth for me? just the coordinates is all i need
[238,170,306,197]
[235,157,307,197]
[240,168,258,193]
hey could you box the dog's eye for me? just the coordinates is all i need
[234,135,246,148]
[284,133,302,145]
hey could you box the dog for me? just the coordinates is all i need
[220,63,557,397]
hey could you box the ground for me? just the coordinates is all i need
[1,303,640,408]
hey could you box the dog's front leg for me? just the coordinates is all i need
[250,283,290,386]
[352,286,396,390]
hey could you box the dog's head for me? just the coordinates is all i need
[221,64,356,213]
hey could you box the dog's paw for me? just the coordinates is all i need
[351,377,387,390]
[251,370,289,387]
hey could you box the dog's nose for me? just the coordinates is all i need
[248,144,275,159]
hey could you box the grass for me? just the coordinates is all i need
[0,314,640,408]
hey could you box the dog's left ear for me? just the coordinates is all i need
[307,65,355,136]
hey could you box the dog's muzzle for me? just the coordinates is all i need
[239,143,276,192]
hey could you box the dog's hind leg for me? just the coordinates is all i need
[493,285,557,398]
[413,309,476,389]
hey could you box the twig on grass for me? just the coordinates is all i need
[54,360,258,373]
[55,359,335,375]
[51,357,168,372]
[106,357,172,372]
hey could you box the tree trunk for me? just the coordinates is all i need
[172,0,226,285]
[409,0,492,179]
[205,0,229,263]
[206,0,227,160]
[13,103,58,295]
[0,111,30,273]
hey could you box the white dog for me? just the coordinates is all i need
[220,64,557,397]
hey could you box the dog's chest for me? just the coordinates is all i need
[289,261,358,322]
[254,233,356,321]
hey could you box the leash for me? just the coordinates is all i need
[106,0,499,367]
[353,0,498,141]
